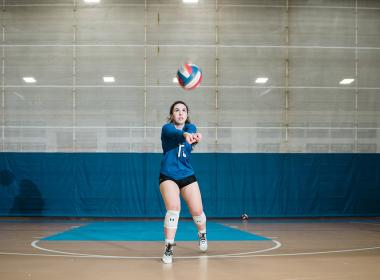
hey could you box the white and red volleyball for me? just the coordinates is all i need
[176,63,203,90]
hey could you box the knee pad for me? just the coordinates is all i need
[193,212,206,226]
[164,210,180,229]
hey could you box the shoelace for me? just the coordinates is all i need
[199,233,207,242]
[164,243,175,256]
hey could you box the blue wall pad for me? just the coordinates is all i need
[42,221,269,241]
[1,152,380,217]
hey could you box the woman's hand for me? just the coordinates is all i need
[193,133,202,143]
[184,132,202,145]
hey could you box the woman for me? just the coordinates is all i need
[159,100,207,264]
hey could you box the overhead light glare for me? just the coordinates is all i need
[23,77,36,83]
[103,76,115,83]
[255,77,268,84]
[84,0,100,4]
[339,78,354,85]
[183,0,199,3]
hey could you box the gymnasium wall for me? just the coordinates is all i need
[1,153,379,217]
[1,0,379,153]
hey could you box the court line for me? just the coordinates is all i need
[29,239,281,259]
[1,241,379,259]
[2,240,379,259]
[253,246,380,257]
[227,219,380,224]
[349,222,380,226]
[0,252,87,258]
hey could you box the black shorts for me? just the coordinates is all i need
[159,173,197,189]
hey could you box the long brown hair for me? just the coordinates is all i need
[167,100,191,124]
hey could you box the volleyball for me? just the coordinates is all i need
[176,63,202,90]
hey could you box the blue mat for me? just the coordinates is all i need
[42,221,269,241]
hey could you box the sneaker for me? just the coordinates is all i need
[162,243,175,264]
[199,232,208,252]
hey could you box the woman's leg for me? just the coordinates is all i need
[160,180,181,243]
[181,182,207,251]
[160,180,182,263]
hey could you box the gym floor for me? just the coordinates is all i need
[0,217,379,280]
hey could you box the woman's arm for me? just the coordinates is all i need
[162,123,187,143]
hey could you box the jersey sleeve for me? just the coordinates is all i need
[185,123,197,133]
[161,123,185,142]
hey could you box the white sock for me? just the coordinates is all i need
[165,239,174,245]
[199,229,206,234]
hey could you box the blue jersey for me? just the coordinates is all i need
[160,122,197,180]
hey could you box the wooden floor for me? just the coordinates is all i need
[1,217,379,280]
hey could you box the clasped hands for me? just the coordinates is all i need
[183,132,202,145]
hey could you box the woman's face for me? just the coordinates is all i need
[171,103,188,125]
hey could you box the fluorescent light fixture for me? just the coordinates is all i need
[172,77,178,84]
[103,76,115,83]
[23,77,36,83]
[84,0,100,4]
[255,77,268,84]
[339,78,354,85]
[183,0,199,3]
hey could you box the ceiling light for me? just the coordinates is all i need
[103,76,115,83]
[255,77,268,84]
[183,0,199,3]
[339,78,354,85]
[84,0,100,4]
[23,77,36,83]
